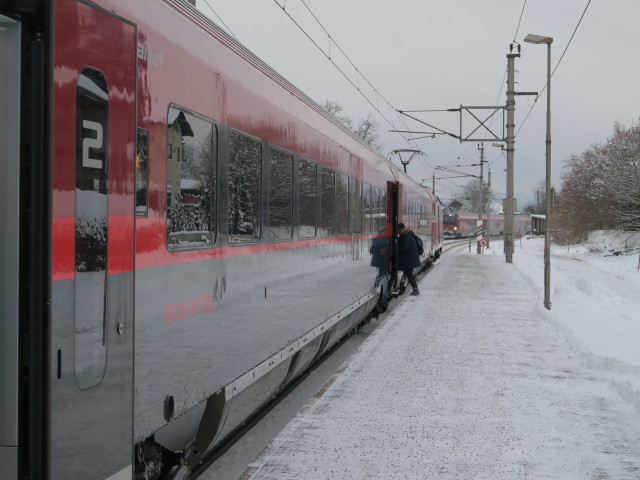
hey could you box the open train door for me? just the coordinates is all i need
[50,0,136,478]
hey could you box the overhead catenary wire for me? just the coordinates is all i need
[199,0,240,41]
[512,0,527,44]
[415,0,528,177]
[516,0,592,136]
[272,0,419,152]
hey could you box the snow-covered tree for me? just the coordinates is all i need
[554,119,640,243]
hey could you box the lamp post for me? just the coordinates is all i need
[476,143,485,254]
[524,33,553,310]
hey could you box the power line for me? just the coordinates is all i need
[512,0,527,42]
[516,0,592,135]
[454,0,525,170]
[199,0,240,41]
[450,1,527,169]
[486,0,527,131]
[271,0,417,149]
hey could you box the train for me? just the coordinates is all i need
[443,212,532,238]
[443,212,462,238]
[0,1,443,479]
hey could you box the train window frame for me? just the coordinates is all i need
[298,157,317,238]
[74,66,109,390]
[268,147,293,242]
[228,129,262,244]
[165,104,218,252]
[135,128,149,216]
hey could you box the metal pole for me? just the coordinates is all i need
[544,42,552,309]
[505,52,519,263]
[476,143,484,254]
[486,168,491,247]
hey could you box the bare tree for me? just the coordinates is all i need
[354,113,382,152]
[321,100,383,152]
[321,100,353,130]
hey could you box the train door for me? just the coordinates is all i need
[389,181,400,288]
[0,12,21,480]
[50,0,136,478]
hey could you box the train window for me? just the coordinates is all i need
[371,187,379,233]
[363,183,372,234]
[349,177,362,233]
[378,188,387,232]
[336,172,349,235]
[402,200,408,228]
[298,158,317,238]
[228,130,261,243]
[136,128,149,216]
[320,167,335,236]
[74,67,109,389]
[269,148,293,241]
[166,106,217,250]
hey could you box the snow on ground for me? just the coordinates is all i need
[238,235,640,479]
[509,235,640,414]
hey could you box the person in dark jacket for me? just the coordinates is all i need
[397,223,421,295]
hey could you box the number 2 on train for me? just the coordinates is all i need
[82,119,103,169]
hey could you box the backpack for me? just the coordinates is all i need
[412,233,425,256]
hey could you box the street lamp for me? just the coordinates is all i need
[524,33,553,310]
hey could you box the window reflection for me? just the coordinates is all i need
[269,148,293,241]
[74,67,109,390]
[349,177,362,233]
[336,172,349,235]
[136,128,148,216]
[320,167,335,236]
[228,131,261,243]
[378,188,387,232]
[363,183,372,234]
[298,158,317,238]
[165,106,217,250]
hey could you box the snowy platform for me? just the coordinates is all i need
[239,244,640,479]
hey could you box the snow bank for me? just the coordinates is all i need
[507,234,640,415]
[587,229,640,251]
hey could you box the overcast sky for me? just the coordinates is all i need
[196,0,639,206]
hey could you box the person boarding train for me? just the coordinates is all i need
[397,223,422,296]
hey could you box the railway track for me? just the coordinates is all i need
[443,235,504,254]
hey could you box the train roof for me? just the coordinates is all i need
[167,1,438,197]
[173,1,394,162]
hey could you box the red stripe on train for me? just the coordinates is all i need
[53,215,389,280]
[52,216,135,281]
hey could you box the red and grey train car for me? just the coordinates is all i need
[450,212,532,238]
[0,1,442,479]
